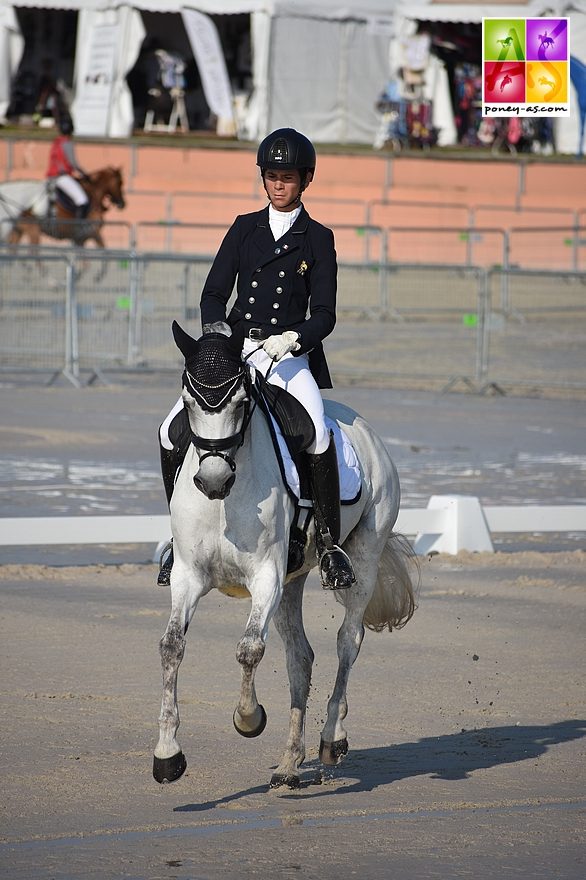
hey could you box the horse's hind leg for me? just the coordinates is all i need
[319,528,384,767]
[270,573,314,789]
[153,567,205,784]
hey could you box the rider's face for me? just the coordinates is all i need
[263,169,309,212]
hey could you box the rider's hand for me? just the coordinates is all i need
[262,331,301,361]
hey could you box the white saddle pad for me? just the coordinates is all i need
[271,414,362,502]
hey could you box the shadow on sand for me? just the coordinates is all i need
[174,718,585,812]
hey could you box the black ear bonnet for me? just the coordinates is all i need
[182,333,246,411]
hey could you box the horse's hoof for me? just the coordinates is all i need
[153,751,187,784]
[319,738,348,766]
[233,704,267,738]
[270,772,300,789]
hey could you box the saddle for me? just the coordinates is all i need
[50,182,89,219]
[167,371,360,575]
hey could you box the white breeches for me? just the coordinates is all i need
[56,175,88,207]
[160,338,330,455]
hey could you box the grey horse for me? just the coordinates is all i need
[153,322,417,789]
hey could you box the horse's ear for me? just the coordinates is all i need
[172,321,198,359]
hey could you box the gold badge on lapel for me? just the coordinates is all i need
[297,260,308,275]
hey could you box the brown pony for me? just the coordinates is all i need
[8,167,126,248]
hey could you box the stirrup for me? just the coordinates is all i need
[157,540,174,587]
[318,545,356,591]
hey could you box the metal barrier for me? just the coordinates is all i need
[0,252,78,383]
[509,226,586,272]
[385,226,506,268]
[484,268,586,391]
[332,263,489,386]
[133,220,386,265]
[1,249,584,394]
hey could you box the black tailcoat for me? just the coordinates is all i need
[200,205,337,388]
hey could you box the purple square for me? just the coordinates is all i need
[526,18,568,61]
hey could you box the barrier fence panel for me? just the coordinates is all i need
[133,254,212,369]
[133,222,227,256]
[331,264,487,385]
[0,253,71,377]
[485,268,586,390]
[66,252,136,375]
[65,252,213,373]
[331,225,385,264]
[386,227,506,268]
[509,226,586,272]
[336,263,387,315]
[2,247,583,395]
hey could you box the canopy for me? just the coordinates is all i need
[0,0,404,141]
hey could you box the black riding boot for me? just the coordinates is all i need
[157,442,177,587]
[308,434,356,590]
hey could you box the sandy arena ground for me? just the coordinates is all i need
[0,550,584,879]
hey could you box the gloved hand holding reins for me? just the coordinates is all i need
[262,331,301,361]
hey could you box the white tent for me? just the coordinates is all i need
[0,0,402,143]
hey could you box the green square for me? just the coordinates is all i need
[484,19,526,61]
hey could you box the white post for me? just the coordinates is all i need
[413,495,494,555]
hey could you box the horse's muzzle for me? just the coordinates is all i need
[193,471,235,500]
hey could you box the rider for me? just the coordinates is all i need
[158,128,356,592]
[46,116,90,219]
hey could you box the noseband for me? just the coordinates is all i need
[182,337,255,474]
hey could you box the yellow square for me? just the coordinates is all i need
[526,61,568,102]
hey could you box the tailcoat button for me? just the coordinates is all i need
[272,302,279,309]
[279,271,285,277]
[248,297,255,303]
[270,317,278,325]
[245,312,252,320]
[251,280,258,288]
[256,267,261,273]
[276,287,283,293]
[274,248,281,254]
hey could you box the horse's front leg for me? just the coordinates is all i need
[233,565,282,739]
[270,573,313,789]
[153,561,206,784]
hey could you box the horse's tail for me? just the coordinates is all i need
[337,532,419,632]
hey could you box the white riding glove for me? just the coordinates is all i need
[262,331,301,361]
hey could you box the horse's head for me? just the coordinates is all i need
[173,321,248,500]
[89,167,126,210]
[106,167,125,209]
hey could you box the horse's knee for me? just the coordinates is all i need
[236,634,265,669]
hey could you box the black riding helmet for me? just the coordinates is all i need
[256,128,316,175]
[257,128,316,206]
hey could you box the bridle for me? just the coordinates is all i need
[182,346,263,475]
